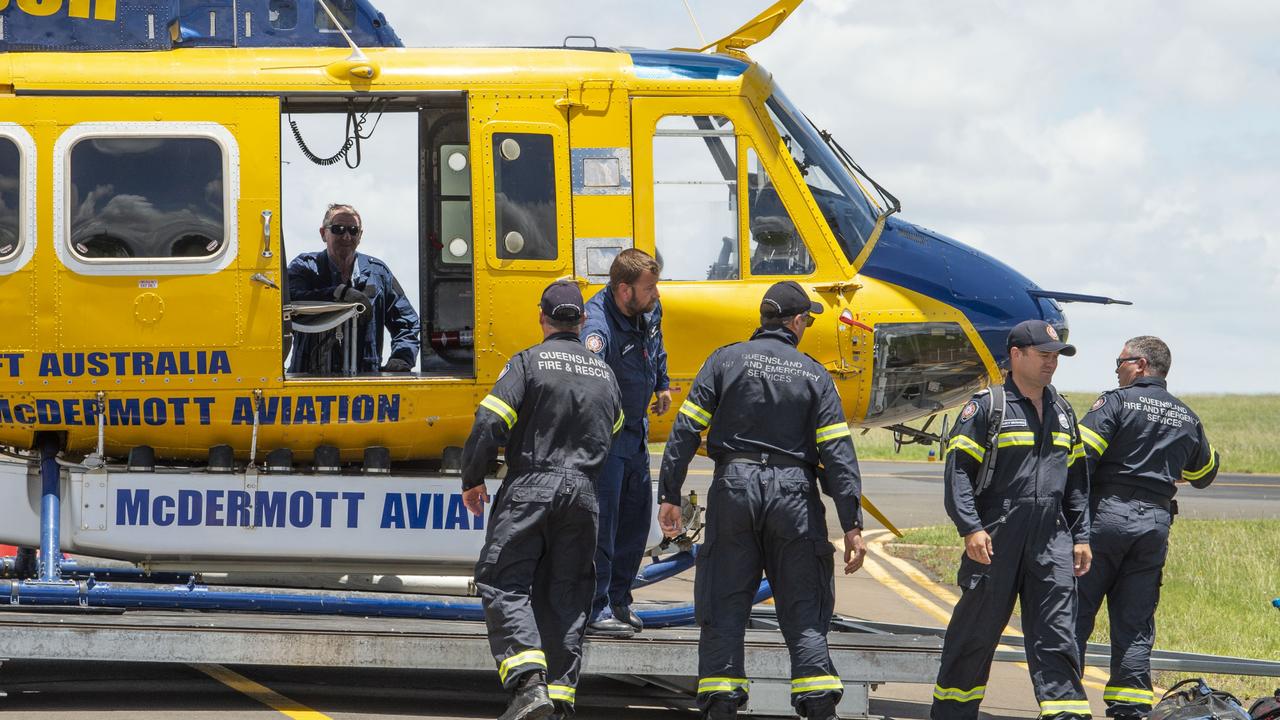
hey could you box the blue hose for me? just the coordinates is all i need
[1273,598,1279,610]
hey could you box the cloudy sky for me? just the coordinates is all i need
[285,0,1279,393]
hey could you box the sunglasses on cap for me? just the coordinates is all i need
[328,224,362,236]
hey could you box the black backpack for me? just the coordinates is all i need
[969,383,1080,497]
[1150,679,1252,720]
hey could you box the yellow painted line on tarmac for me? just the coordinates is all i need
[193,664,332,719]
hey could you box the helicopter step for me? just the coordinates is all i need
[0,607,942,718]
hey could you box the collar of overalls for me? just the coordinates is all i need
[547,331,581,343]
[1128,376,1168,390]
[749,326,800,346]
[603,283,645,334]
[1002,373,1056,406]
[319,249,366,284]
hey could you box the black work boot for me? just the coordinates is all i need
[802,696,840,720]
[703,697,738,719]
[611,604,644,633]
[498,671,554,720]
[585,615,636,638]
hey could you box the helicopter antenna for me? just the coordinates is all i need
[317,0,368,62]
[681,0,708,47]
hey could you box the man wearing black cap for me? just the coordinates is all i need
[657,281,866,720]
[931,319,1092,720]
[461,280,624,720]
[1075,336,1219,720]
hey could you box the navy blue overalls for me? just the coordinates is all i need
[581,286,668,620]
[1075,377,1219,718]
[934,377,1091,720]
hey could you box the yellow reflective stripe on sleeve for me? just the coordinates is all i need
[996,431,1036,448]
[497,649,547,684]
[1039,699,1092,716]
[613,409,625,434]
[679,400,712,428]
[1182,446,1217,481]
[697,677,750,694]
[1078,424,1108,455]
[1068,443,1085,468]
[816,422,852,444]
[1051,432,1073,449]
[1103,686,1153,704]
[791,674,843,693]
[932,685,986,702]
[547,684,577,704]
[947,434,986,463]
[479,395,518,429]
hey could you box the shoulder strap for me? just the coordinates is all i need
[1052,392,1080,444]
[973,383,1005,497]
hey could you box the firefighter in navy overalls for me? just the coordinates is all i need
[932,320,1093,720]
[1075,336,1219,719]
[658,281,866,720]
[461,281,624,720]
[580,248,670,637]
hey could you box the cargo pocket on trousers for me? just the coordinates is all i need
[957,559,989,592]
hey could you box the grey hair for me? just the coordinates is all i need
[1125,335,1172,377]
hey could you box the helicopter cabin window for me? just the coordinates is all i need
[67,136,227,261]
[748,148,814,276]
[315,0,355,31]
[269,0,298,29]
[493,133,558,261]
[0,137,20,263]
[652,115,738,281]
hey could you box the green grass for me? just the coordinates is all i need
[854,393,1280,475]
[888,521,1280,701]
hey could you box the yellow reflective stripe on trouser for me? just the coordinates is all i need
[816,423,852,444]
[1183,446,1217,481]
[947,434,986,463]
[1039,699,1092,716]
[1103,686,1153,705]
[997,431,1036,448]
[679,400,712,428]
[547,684,576,704]
[792,674,842,693]
[932,685,986,702]
[697,677,749,694]
[613,409,625,434]
[1078,424,1108,455]
[497,649,547,684]
[480,394,518,429]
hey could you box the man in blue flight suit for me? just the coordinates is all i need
[657,281,866,720]
[461,281,624,720]
[581,248,670,637]
[287,203,420,374]
[1075,336,1219,720]
[933,320,1092,720]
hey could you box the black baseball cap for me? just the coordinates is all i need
[539,281,584,322]
[760,281,823,318]
[1007,319,1076,356]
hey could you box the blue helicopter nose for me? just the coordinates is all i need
[860,216,1068,370]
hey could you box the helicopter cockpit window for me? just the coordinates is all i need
[748,148,814,276]
[764,90,878,265]
[314,0,354,30]
[68,137,226,261]
[269,0,298,29]
[653,115,738,281]
[493,133,557,261]
[0,138,19,262]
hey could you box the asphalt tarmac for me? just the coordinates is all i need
[1,457,1276,719]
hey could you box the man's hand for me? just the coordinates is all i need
[843,529,866,574]
[334,283,374,316]
[462,484,489,517]
[1073,543,1092,576]
[964,529,994,565]
[651,389,672,416]
[382,357,412,373]
[658,502,683,537]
